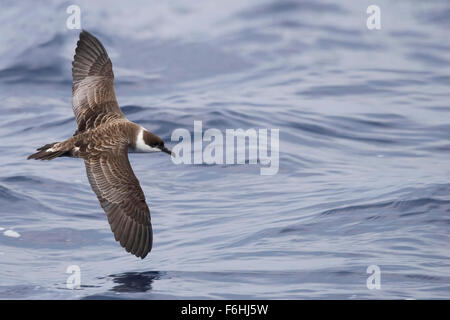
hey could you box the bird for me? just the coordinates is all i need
[27,30,173,259]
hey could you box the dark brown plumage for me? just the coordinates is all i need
[27,30,171,259]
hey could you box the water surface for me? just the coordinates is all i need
[0,0,449,299]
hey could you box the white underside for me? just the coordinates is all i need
[131,128,161,153]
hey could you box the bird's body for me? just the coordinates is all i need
[28,31,172,259]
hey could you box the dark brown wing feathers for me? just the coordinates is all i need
[84,143,153,259]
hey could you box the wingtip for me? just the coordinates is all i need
[139,250,150,259]
[77,30,95,45]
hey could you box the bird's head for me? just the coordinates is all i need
[135,128,173,156]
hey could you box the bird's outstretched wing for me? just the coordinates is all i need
[72,30,125,132]
[84,143,153,259]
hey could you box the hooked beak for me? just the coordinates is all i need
[161,146,174,157]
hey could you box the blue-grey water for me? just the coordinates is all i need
[0,0,449,299]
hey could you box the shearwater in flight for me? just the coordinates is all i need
[28,30,173,259]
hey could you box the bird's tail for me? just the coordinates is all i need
[27,142,66,160]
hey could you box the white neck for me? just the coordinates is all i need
[132,128,161,153]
